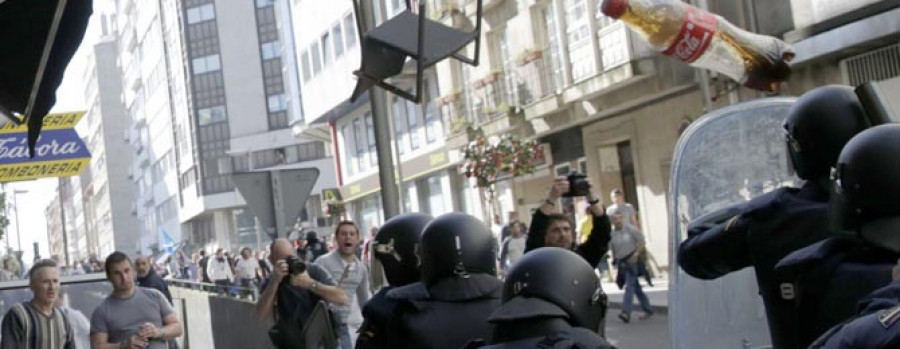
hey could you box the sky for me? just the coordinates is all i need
[10,2,111,264]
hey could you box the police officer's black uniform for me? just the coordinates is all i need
[355,213,433,349]
[678,85,873,349]
[472,248,613,349]
[386,213,502,349]
[809,281,900,348]
[777,124,900,347]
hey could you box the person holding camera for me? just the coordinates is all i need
[525,175,611,269]
[256,238,349,348]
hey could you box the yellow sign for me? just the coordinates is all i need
[349,184,361,195]
[429,152,447,166]
[0,158,89,182]
[0,111,91,182]
[0,111,85,134]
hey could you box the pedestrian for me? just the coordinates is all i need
[198,250,210,283]
[256,239,349,349]
[356,213,432,348]
[499,211,520,243]
[498,221,526,274]
[314,221,371,349]
[90,252,182,349]
[475,248,612,348]
[526,177,611,269]
[386,213,501,349]
[1,259,75,349]
[775,124,900,347]
[610,207,653,323]
[235,247,261,299]
[207,248,234,295]
[135,256,173,304]
[679,85,874,348]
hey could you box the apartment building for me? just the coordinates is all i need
[112,0,335,253]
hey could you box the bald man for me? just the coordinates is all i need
[135,256,172,304]
[257,239,348,343]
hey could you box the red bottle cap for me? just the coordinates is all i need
[601,0,626,19]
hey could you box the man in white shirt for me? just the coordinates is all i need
[206,248,234,295]
[314,221,371,349]
[499,222,527,273]
[235,247,261,299]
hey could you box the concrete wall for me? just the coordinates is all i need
[170,286,275,349]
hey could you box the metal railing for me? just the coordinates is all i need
[166,277,261,301]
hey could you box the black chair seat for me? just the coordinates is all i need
[365,11,476,67]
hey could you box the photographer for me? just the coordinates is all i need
[256,238,349,348]
[526,176,611,268]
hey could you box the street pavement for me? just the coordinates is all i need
[602,275,671,348]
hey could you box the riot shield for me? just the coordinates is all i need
[668,98,797,349]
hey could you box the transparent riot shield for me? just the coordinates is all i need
[669,98,798,349]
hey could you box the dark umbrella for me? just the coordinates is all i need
[0,0,92,156]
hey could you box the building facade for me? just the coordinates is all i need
[296,0,898,269]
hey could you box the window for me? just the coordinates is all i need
[332,23,345,58]
[354,117,367,170]
[191,54,221,74]
[566,0,590,45]
[267,94,287,112]
[261,42,281,60]
[388,0,405,17]
[393,97,407,154]
[321,33,333,67]
[198,106,226,125]
[341,124,356,176]
[300,49,311,81]
[186,4,215,24]
[255,0,274,8]
[343,13,357,49]
[311,42,322,74]
[365,114,376,166]
[405,98,420,150]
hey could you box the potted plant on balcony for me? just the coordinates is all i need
[516,48,543,66]
[458,130,544,224]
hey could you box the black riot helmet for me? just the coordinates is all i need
[831,124,900,252]
[783,85,870,180]
[488,248,606,329]
[373,213,433,287]
[418,213,497,285]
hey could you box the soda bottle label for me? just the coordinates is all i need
[662,7,718,63]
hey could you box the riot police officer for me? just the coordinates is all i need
[777,124,900,347]
[678,85,873,348]
[476,248,613,348]
[386,213,502,349]
[355,213,432,349]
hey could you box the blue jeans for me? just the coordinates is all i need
[621,262,652,316]
[337,323,352,349]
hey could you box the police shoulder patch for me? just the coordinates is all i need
[877,304,900,329]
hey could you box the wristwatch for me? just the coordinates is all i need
[310,281,319,290]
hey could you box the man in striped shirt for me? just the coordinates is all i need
[0,259,75,349]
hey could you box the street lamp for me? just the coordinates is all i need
[11,189,27,253]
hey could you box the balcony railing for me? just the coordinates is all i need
[515,47,564,105]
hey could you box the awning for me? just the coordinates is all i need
[0,0,93,156]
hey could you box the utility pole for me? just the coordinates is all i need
[358,0,401,220]
[58,178,70,267]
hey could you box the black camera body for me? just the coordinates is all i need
[563,171,591,197]
[286,255,307,275]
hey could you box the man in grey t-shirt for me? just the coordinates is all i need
[610,209,653,323]
[90,252,182,349]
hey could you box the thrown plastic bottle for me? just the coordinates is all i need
[601,0,795,92]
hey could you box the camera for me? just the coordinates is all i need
[285,255,307,275]
[563,171,591,197]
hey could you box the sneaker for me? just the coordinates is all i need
[638,311,654,320]
[618,312,630,323]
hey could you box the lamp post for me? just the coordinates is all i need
[12,189,27,253]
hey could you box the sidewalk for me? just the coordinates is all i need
[601,275,669,315]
